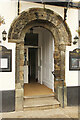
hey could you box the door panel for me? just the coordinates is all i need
[42,34,54,91]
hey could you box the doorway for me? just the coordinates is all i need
[24,27,54,93]
[24,46,42,84]
[28,48,38,83]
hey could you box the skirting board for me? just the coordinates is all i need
[42,80,53,90]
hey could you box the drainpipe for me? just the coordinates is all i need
[64,8,67,21]
[18,0,20,15]
[64,1,69,21]
[64,1,73,21]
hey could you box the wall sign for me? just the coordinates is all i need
[69,48,80,70]
[0,46,12,72]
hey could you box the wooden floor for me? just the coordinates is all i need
[24,83,54,96]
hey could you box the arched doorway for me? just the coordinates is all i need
[8,8,71,111]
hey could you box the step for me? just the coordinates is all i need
[24,96,60,107]
[24,94,54,99]
[23,95,60,111]
[24,104,60,111]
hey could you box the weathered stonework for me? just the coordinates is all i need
[8,8,72,111]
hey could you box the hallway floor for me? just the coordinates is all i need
[24,83,54,96]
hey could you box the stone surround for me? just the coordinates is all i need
[8,8,72,111]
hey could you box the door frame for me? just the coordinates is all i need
[24,45,42,84]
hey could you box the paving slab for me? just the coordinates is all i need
[0,106,78,119]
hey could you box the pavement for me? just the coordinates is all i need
[0,106,79,119]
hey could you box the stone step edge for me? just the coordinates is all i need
[24,94,54,99]
[23,103,60,108]
[23,105,60,111]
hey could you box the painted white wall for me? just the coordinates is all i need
[20,1,64,18]
[42,29,54,90]
[34,27,54,90]
[33,27,54,90]
[0,0,17,91]
[0,0,18,41]
[67,8,79,41]
[0,42,16,90]
[65,8,79,87]
[20,1,43,12]
[65,44,79,87]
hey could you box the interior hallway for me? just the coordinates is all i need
[24,83,54,96]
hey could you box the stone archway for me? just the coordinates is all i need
[8,8,71,111]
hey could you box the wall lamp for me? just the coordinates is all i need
[2,30,7,41]
[73,35,79,45]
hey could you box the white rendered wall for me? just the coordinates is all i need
[20,1,64,18]
[67,9,79,41]
[0,42,16,90]
[0,0,18,41]
[65,9,80,87]
[0,0,17,91]
[65,44,79,87]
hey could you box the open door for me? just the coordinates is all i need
[24,48,28,83]
[38,47,42,84]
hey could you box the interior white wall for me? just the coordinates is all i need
[0,42,16,91]
[34,27,54,90]
[42,29,54,90]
